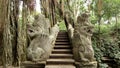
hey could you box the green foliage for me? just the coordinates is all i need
[99,63,109,68]
[115,52,120,65]
[103,0,120,17]
[94,24,111,35]
[91,0,120,24]
[59,21,67,30]
[92,22,120,67]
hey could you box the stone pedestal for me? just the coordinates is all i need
[75,61,97,68]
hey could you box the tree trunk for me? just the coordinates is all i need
[1,0,13,67]
[0,0,28,67]
[41,0,58,27]
[17,1,27,66]
[0,0,5,65]
[98,15,102,47]
[10,0,20,66]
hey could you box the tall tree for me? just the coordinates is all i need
[0,0,12,67]
[0,0,29,67]
[41,0,62,27]
[17,0,28,66]
[10,0,19,66]
[0,0,6,65]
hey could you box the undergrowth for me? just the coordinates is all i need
[92,22,120,68]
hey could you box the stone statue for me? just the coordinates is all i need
[27,14,59,62]
[72,12,97,68]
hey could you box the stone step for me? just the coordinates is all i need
[45,31,75,67]
[49,54,73,59]
[56,37,69,40]
[58,33,68,35]
[56,41,69,44]
[56,39,69,42]
[58,31,67,33]
[58,32,67,34]
[57,35,68,38]
[57,37,68,40]
[52,49,72,54]
[46,59,75,65]
[21,61,46,68]
[58,31,67,35]
[58,33,67,36]
[55,42,70,45]
[57,35,68,37]
[54,45,71,49]
[57,34,68,36]
[102,57,115,62]
[55,44,70,46]
[45,65,76,68]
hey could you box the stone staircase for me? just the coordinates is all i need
[21,31,76,68]
[45,31,76,68]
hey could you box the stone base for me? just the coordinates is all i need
[75,61,97,68]
[45,65,76,68]
[21,61,46,68]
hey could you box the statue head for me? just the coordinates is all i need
[81,11,90,19]
[77,11,90,23]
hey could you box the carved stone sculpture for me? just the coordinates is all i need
[72,12,97,68]
[27,14,59,62]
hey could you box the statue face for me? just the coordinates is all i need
[81,13,89,19]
